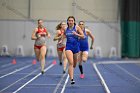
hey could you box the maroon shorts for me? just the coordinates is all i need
[57,46,65,51]
[34,45,43,49]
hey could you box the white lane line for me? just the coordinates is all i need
[0,62,27,73]
[0,68,40,92]
[53,69,68,93]
[1,63,12,68]
[116,64,140,81]
[13,64,54,93]
[97,61,140,64]
[0,60,31,68]
[93,63,111,93]
[0,64,32,79]
[60,75,69,93]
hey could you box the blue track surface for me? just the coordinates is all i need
[0,57,140,93]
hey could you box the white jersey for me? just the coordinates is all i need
[35,27,47,46]
[57,30,66,48]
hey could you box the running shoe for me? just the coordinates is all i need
[63,70,66,74]
[41,71,44,75]
[80,74,85,79]
[71,80,75,85]
[59,62,62,65]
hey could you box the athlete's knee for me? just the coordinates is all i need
[73,64,76,68]
[82,57,87,62]
[73,61,77,68]
[79,61,82,65]
[68,61,73,66]
[63,56,67,60]
[35,55,40,61]
[40,54,45,60]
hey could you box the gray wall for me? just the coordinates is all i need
[0,20,121,57]
[0,0,121,57]
[0,0,119,21]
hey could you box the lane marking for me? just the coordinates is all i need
[116,64,140,81]
[93,63,111,93]
[13,63,55,93]
[1,63,12,68]
[60,75,69,93]
[0,64,32,79]
[0,67,40,92]
[27,84,101,87]
[53,69,68,93]
[97,61,140,65]
[0,61,53,92]
[0,60,31,68]
[0,62,27,73]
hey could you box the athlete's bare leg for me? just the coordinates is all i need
[82,51,88,62]
[34,48,40,61]
[62,49,67,73]
[73,52,80,68]
[79,51,88,78]
[57,50,63,65]
[65,50,74,80]
[40,46,47,74]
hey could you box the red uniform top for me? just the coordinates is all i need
[57,30,65,48]
[36,27,47,37]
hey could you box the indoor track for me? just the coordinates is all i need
[0,57,140,93]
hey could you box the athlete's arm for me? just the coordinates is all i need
[31,28,38,40]
[53,30,62,41]
[60,29,66,41]
[86,29,94,49]
[73,25,84,38]
[44,28,50,38]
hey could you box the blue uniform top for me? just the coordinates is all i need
[79,29,89,51]
[65,25,79,44]
[65,25,80,54]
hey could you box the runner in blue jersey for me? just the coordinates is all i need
[78,21,94,79]
[64,16,84,84]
